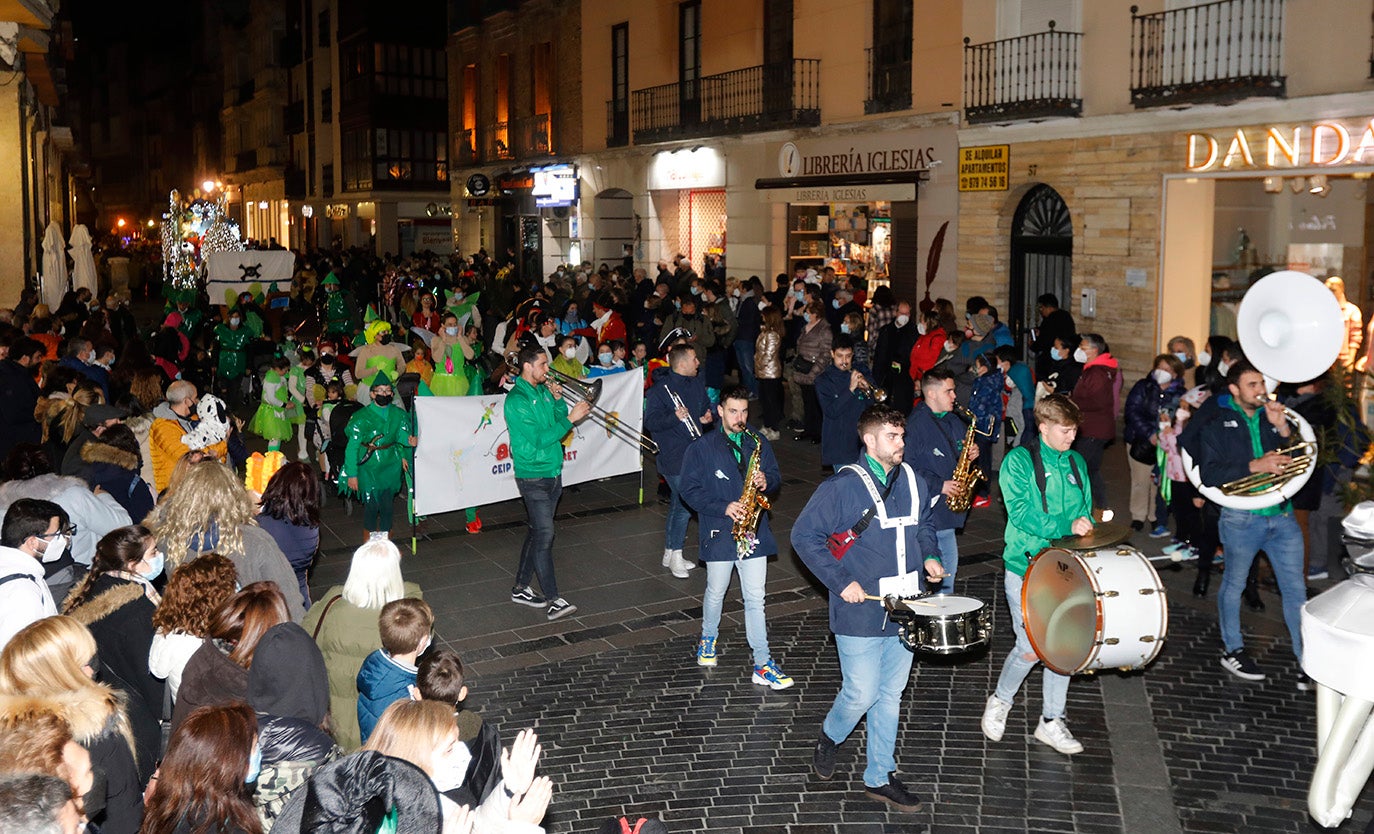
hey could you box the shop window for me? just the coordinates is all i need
[342,130,371,192]
[609,23,629,146]
[679,188,726,275]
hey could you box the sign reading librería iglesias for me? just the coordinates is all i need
[779,137,943,178]
[1184,118,1374,171]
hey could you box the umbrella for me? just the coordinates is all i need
[68,225,98,296]
[40,221,68,310]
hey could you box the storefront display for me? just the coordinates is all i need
[787,202,891,288]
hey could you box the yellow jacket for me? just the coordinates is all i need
[150,406,228,493]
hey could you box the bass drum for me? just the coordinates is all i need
[1022,546,1168,675]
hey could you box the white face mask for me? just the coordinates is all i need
[1217,360,1231,376]
[894,314,910,327]
[943,340,955,352]
[757,301,768,311]
[38,534,67,564]
[445,326,459,336]
[430,743,472,792]
[917,323,927,335]
[1073,347,1088,363]
[1198,350,1212,366]
[563,347,577,359]
[1152,368,1173,385]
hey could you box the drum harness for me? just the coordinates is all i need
[840,462,935,605]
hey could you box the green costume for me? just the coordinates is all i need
[175,306,205,337]
[214,322,253,380]
[429,340,470,397]
[322,273,352,337]
[249,368,293,442]
[286,365,308,425]
[340,372,413,533]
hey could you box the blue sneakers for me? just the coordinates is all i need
[696,637,717,667]
[752,659,794,690]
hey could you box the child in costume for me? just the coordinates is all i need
[249,356,296,451]
[214,309,254,393]
[288,348,313,460]
[340,371,415,540]
[319,272,355,339]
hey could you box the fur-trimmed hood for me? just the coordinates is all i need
[0,685,135,753]
[81,440,140,471]
[63,579,146,625]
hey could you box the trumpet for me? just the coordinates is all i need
[667,388,702,439]
[854,375,888,402]
[504,350,660,455]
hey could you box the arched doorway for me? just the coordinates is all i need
[594,188,634,266]
[1009,184,1073,361]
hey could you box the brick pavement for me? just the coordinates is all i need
[300,408,1374,833]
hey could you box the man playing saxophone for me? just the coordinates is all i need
[678,385,793,690]
[902,368,979,595]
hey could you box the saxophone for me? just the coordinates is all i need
[732,431,771,558]
[946,406,986,513]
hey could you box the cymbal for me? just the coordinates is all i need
[1049,521,1132,550]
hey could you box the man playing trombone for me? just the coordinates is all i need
[1187,359,1307,684]
[645,344,716,579]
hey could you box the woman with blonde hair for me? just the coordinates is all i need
[0,615,143,834]
[148,461,303,621]
[365,700,551,833]
[42,382,101,470]
[302,537,422,751]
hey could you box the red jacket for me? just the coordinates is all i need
[574,312,627,346]
[1071,353,1123,440]
[908,327,947,380]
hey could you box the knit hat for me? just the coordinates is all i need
[971,313,994,337]
[247,622,329,724]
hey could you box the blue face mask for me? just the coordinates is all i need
[140,552,165,582]
[1050,348,1064,361]
[1173,351,1191,365]
[246,746,261,784]
[839,323,850,334]
[803,313,812,323]
[690,286,701,296]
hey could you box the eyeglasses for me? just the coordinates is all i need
[38,524,77,539]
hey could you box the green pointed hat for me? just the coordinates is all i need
[322,272,340,286]
[367,370,393,389]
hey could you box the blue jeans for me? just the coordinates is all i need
[930,527,959,595]
[701,557,770,666]
[733,339,759,395]
[1217,507,1305,659]
[994,571,1070,720]
[515,476,562,600]
[824,634,915,787]
[663,473,691,551]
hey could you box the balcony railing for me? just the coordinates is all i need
[284,100,305,134]
[964,23,1082,124]
[484,121,513,161]
[606,99,629,148]
[455,128,478,166]
[1130,0,1285,107]
[515,113,553,158]
[630,58,819,145]
[865,47,911,114]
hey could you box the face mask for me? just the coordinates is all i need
[230,317,241,326]
[1073,347,1088,363]
[380,334,392,345]
[839,323,850,334]
[598,352,613,365]
[373,394,394,407]
[917,323,927,335]
[803,313,811,323]
[732,289,741,298]
[757,301,768,311]
[140,551,165,581]
[246,746,261,784]
[832,299,841,310]
[1198,350,1212,366]
[1217,360,1231,376]
[943,340,955,352]
[1152,368,1173,385]
[894,315,909,327]
[561,347,576,359]
[38,534,67,564]
[1050,348,1064,361]
[321,356,335,366]
[1004,375,1015,390]
[690,287,701,296]
[1173,352,1190,366]
[430,743,472,792]
[673,299,682,310]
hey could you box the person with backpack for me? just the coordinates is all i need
[0,499,63,651]
[979,394,1093,757]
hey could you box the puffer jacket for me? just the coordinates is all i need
[0,473,131,568]
[256,713,341,829]
[793,319,833,385]
[1072,353,1123,441]
[355,650,415,745]
[269,750,442,834]
[1123,376,1185,445]
[149,401,229,493]
[754,329,782,380]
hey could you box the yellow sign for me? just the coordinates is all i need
[958,145,1010,191]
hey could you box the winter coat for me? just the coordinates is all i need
[754,329,782,380]
[503,376,572,479]
[908,327,947,381]
[148,630,201,701]
[255,514,320,611]
[1184,393,1293,494]
[1071,353,1123,441]
[1000,438,1093,577]
[968,369,1005,442]
[677,429,780,562]
[79,439,156,524]
[172,638,247,732]
[355,650,416,744]
[300,582,424,752]
[643,370,712,476]
[658,310,715,362]
[1123,376,1186,446]
[256,712,340,828]
[64,573,164,779]
[0,357,39,461]
[0,686,141,834]
[735,295,762,344]
[268,750,442,834]
[792,319,833,385]
[0,473,131,568]
[903,404,972,531]
[815,365,867,467]
[1030,307,1078,377]
[165,524,305,622]
[872,319,919,412]
[0,545,56,652]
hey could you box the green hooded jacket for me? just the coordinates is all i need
[1000,437,1094,577]
[503,376,572,478]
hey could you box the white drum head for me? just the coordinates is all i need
[923,595,984,615]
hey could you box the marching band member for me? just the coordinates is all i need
[644,344,715,579]
[980,394,1092,756]
[792,404,942,813]
[678,386,790,689]
[815,334,871,473]
[902,367,978,594]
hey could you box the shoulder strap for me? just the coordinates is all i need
[840,464,899,535]
[1026,442,1050,514]
[0,572,39,590]
[311,594,344,640]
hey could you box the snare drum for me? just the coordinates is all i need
[1022,546,1168,675]
[885,595,993,655]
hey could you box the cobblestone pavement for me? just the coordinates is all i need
[299,406,1374,834]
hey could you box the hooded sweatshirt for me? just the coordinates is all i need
[1071,352,1123,440]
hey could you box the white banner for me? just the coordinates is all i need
[413,370,645,516]
[206,251,296,302]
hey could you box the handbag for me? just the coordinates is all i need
[1128,438,1156,464]
[791,355,816,375]
[826,468,899,560]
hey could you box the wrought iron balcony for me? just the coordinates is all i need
[515,113,553,158]
[484,122,513,161]
[864,47,911,114]
[630,58,819,145]
[455,128,478,166]
[606,99,629,148]
[1130,0,1285,107]
[964,23,1082,124]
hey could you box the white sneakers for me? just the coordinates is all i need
[661,549,696,579]
[981,694,1082,755]
[980,695,1011,742]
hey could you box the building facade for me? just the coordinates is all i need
[222,0,289,245]
[283,0,452,255]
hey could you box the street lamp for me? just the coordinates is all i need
[202,180,215,192]
[116,218,126,229]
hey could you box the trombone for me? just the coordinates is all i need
[505,350,660,455]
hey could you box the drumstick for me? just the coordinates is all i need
[863,594,939,607]
[1146,552,1190,563]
